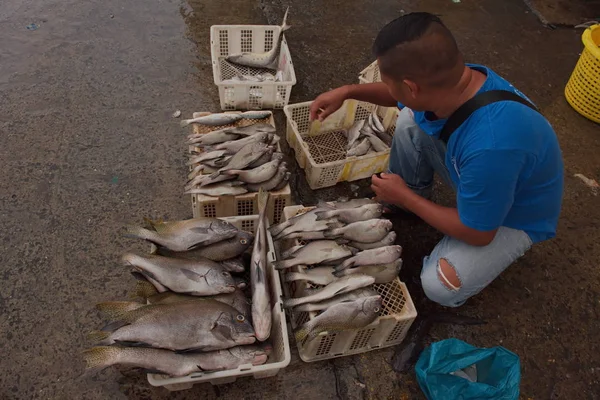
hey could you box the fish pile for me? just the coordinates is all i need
[222,71,284,84]
[181,111,289,196]
[269,198,403,343]
[344,111,393,157]
[83,193,274,378]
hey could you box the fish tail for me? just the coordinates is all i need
[96,301,144,320]
[273,260,292,270]
[87,330,112,344]
[208,171,221,179]
[283,272,305,282]
[334,259,353,272]
[314,210,335,221]
[257,187,269,216]
[281,6,291,31]
[180,119,192,127]
[268,220,290,237]
[129,279,159,299]
[282,298,298,309]
[322,228,339,238]
[82,347,120,370]
[332,269,346,278]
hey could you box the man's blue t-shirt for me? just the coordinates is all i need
[400,64,563,243]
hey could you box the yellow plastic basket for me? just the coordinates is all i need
[565,24,600,123]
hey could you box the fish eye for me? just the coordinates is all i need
[374,307,381,313]
[236,314,245,322]
[240,239,248,244]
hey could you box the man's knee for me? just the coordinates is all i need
[421,257,463,307]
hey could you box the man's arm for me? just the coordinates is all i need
[310,83,397,121]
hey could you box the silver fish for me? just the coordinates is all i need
[187,131,242,146]
[334,245,403,271]
[280,244,304,259]
[82,345,269,376]
[247,146,275,168]
[240,111,272,120]
[204,132,272,154]
[323,219,393,243]
[329,198,376,209]
[185,173,235,190]
[361,127,389,152]
[122,253,236,296]
[226,9,291,69]
[369,111,385,133]
[273,240,355,270]
[89,301,255,352]
[284,266,336,286]
[220,257,246,273]
[225,159,281,184]
[124,218,239,251]
[202,156,233,168]
[227,123,276,135]
[283,274,375,308]
[347,137,371,157]
[293,288,378,312]
[277,230,328,241]
[269,207,333,239]
[180,113,243,127]
[212,142,271,176]
[246,163,287,192]
[158,231,253,262]
[333,258,402,283]
[294,296,382,341]
[346,120,365,150]
[185,181,248,196]
[347,231,397,250]
[251,189,271,341]
[273,171,290,191]
[186,150,230,165]
[316,203,383,224]
[188,164,205,179]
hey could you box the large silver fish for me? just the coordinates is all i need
[156,231,253,262]
[226,123,276,135]
[269,207,333,239]
[293,288,378,312]
[333,258,402,283]
[180,113,243,127]
[187,130,242,146]
[185,181,248,196]
[211,142,271,177]
[240,111,272,120]
[204,132,272,154]
[284,266,336,286]
[83,345,269,377]
[333,245,403,272]
[251,189,271,341]
[346,231,396,250]
[89,301,255,352]
[122,253,236,296]
[315,203,383,223]
[186,150,230,165]
[347,137,371,157]
[323,219,393,243]
[283,274,375,309]
[224,159,281,184]
[185,173,235,190]
[226,9,291,69]
[346,120,365,150]
[246,163,288,191]
[124,217,239,251]
[247,146,275,168]
[273,240,355,270]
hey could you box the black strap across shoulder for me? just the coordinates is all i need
[439,89,540,144]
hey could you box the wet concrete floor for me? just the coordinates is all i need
[0,0,599,399]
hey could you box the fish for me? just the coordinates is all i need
[226,8,291,69]
[96,301,146,320]
[124,217,239,251]
[346,231,397,250]
[150,290,250,319]
[283,274,376,308]
[122,253,236,295]
[226,123,276,135]
[185,173,236,190]
[224,158,281,184]
[293,288,378,312]
[251,189,271,341]
[247,146,275,168]
[219,257,246,273]
[211,142,271,177]
[315,203,383,223]
[280,244,304,259]
[276,230,328,241]
[240,111,272,120]
[330,198,376,209]
[347,137,371,157]
[180,113,243,127]
[361,128,389,152]
[187,164,206,179]
[188,131,241,146]
[273,172,290,191]
[333,258,402,283]
[295,295,382,342]
[202,156,233,168]
[82,345,269,376]
[246,163,287,192]
[375,130,393,147]
[275,70,284,82]
[88,301,255,352]
[172,231,254,262]
[204,132,272,154]
[186,150,230,165]
[369,111,385,133]
[274,240,356,270]
[185,181,248,196]
[284,266,336,286]
[333,245,402,272]
[269,207,334,239]
[346,120,365,150]
[323,218,393,243]
[234,276,248,290]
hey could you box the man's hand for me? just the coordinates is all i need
[309,86,349,121]
[371,173,413,207]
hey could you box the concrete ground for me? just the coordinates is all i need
[1,0,599,399]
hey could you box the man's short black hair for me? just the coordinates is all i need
[373,12,462,87]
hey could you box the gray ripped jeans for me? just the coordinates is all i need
[389,108,532,307]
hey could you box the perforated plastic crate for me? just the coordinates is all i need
[147,215,291,390]
[358,60,380,84]
[187,111,292,224]
[210,25,297,110]
[283,100,398,189]
[277,205,417,362]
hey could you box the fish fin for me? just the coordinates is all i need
[314,210,334,221]
[180,119,193,127]
[134,268,158,283]
[332,285,349,296]
[255,263,264,284]
[129,279,159,299]
[257,187,269,215]
[175,347,208,354]
[222,169,240,176]
[101,319,130,332]
[142,368,171,375]
[87,330,111,343]
[210,322,233,341]
[123,225,152,240]
[322,229,338,238]
[281,6,291,31]
[230,180,246,187]
[95,301,144,320]
[268,220,290,237]
[333,261,352,272]
[180,268,205,282]
[82,347,117,370]
[202,145,216,152]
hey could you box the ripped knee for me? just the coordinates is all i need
[437,258,461,291]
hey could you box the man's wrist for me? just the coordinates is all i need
[399,189,422,211]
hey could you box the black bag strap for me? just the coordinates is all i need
[439,90,539,144]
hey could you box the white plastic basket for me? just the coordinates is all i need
[210,25,297,110]
[277,205,417,363]
[358,60,380,84]
[147,215,291,390]
[187,111,292,224]
[283,100,398,189]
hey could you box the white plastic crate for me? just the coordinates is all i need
[277,205,417,363]
[147,215,291,390]
[283,100,398,189]
[187,111,292,224]
[210,25,297,110]
[358,60,380,84]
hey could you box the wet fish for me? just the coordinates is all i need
[227,123,276,135]
[96,301,146,320]
[346,120,365,150]
[187,164,205,179]
[295,295,382,342]
[280,244,304,259]
[247,146,275,168]
[125,217,239,251]
[361,128,389,152]
[347,137,371,157]
[211,142,271,177]
[186,231,254,261]
[185,181,248,196]
[187,150,230,165]
[180,113,243,127]
[226,9,291,69]
[330,198,376,209]
[219,257,246,273]
[315,203,383,223]
[185,173,235,190]
[202,156,233,168]
[148,290,250,319]
[204,132,272,154]
[224,159,281,184]
[273,240,355,270]
[375,130,393,147]
[283,274,376,308]
[284,266,336,286]
[346,231,396,250]
[123,253,237,295]
[277,230,328,241]
[293,288,378,312]
[333,258,402,283]
[334,245,403,271]
[269,207,332,239]
[273,172,290,191]
[88,301,255,352]
[323,218,393,243]
[251,189,271,341]
[246,163,287,192]
[369,112,385,133]
[83,345,269,376]
[240,111,272,120]
[234,276,248,290]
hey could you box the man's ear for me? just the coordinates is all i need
[403,79,419,99]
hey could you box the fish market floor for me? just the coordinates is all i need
[1,0,599,399]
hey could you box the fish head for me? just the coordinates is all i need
[271,152,285,161]
[227,312,256,343]
[219,257,246,273]
[367,203,384,215]
[362,295,383,316]
[377,219,394,231]
[211,220,239,237]
[384,231,397,245]
[385,245,403,258]
[207,268,237,293]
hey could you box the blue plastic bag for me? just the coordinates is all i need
[416,338,521,400]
